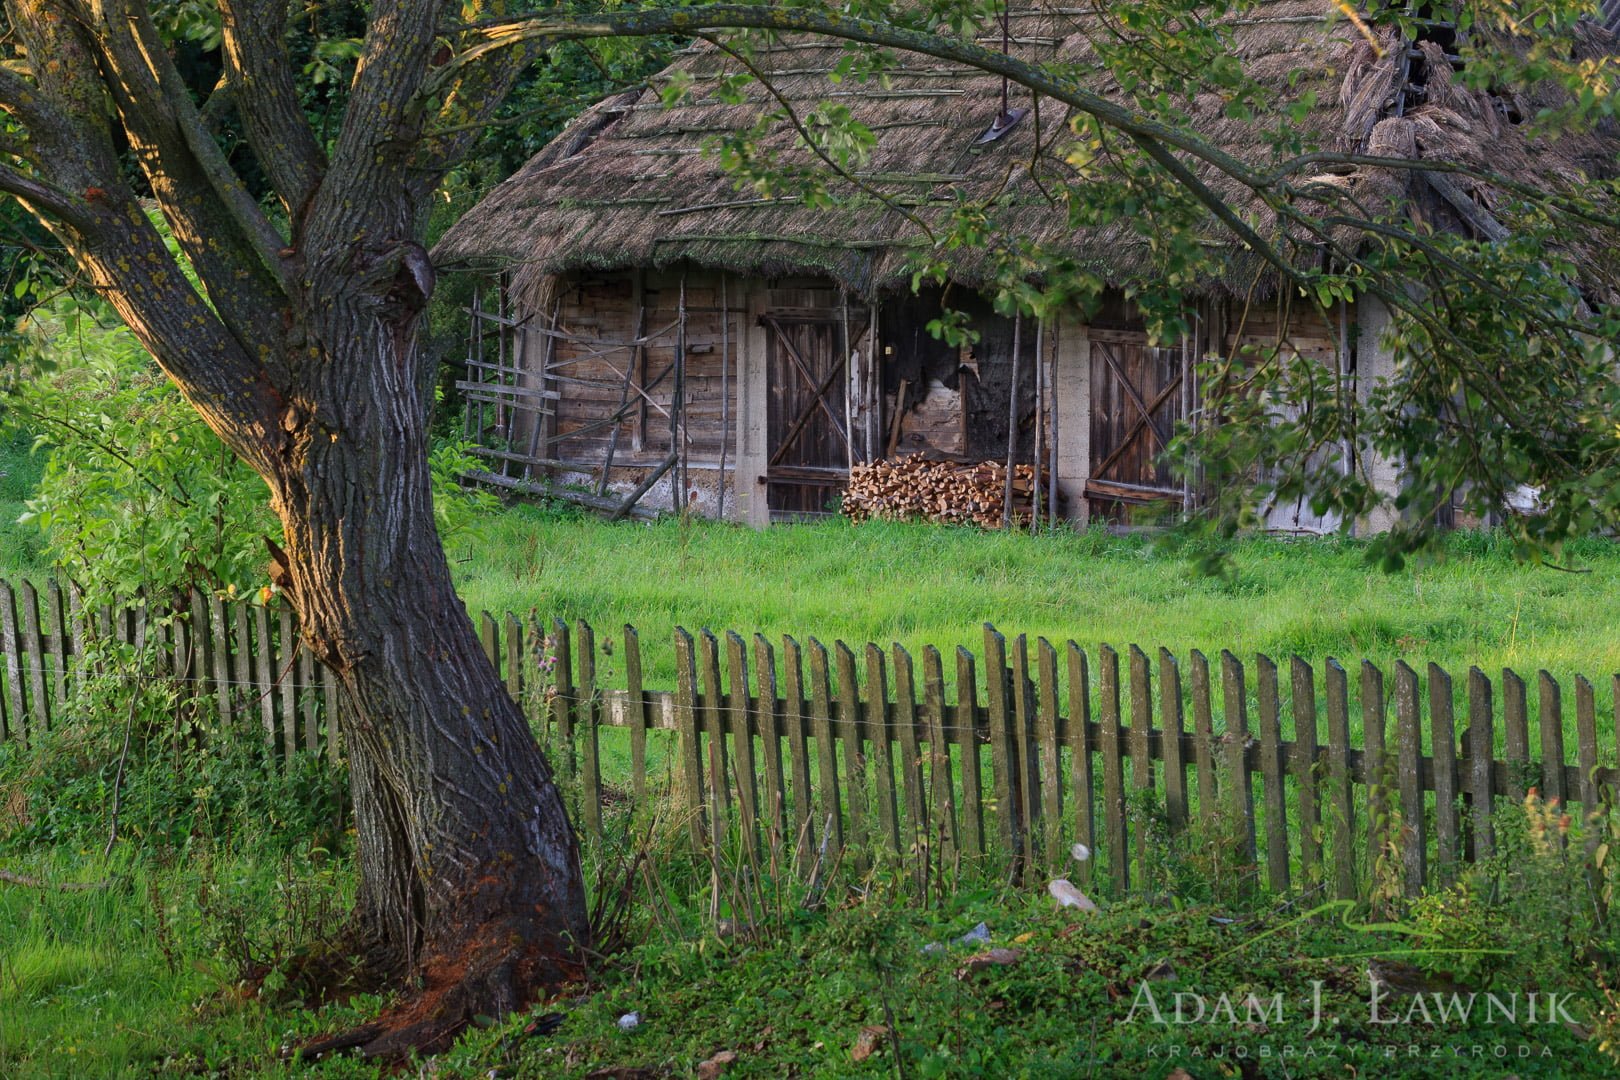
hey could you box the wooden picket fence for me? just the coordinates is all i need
[0,579,342,762]
[4,575,1620,899]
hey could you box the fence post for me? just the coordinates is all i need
[2,581,28,742]
[578,620,603,843]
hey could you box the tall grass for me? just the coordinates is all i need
[449,504,1620,688]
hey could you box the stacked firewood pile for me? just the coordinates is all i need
[843,457,1040,527]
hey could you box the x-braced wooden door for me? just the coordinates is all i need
[762,312,868,518]
[1087,330,1189,520]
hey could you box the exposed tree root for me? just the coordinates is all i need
[294,912,586,1062]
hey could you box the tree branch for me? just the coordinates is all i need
[218,0,326,215]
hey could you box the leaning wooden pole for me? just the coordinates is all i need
[1002,311,1022,529]
[1031,316,1044,534]
[718,273,730,520]
[673,272,688,514]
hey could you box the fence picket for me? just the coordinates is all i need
[1128,645,1154,887]
[578,621,603,843]
[865,643,901,857]
[231,602,252,730]
[481,612,498,668]
[1066,643,1094,878]
[0,582,23,741]
[781,636,816,865]
[1099,644,1128,890]
[1159,649,1187,834]
[1394,661,1426,896]
[673,628,706,849]
[808,638,843,858]
[505,613,525,704]
[1467,668,1495,859]
[923,646,957,857]
[46,581,68,710]
[1189,650,1217,832]
[891,644,928,865]
[835,641,869,867]
[1539,671,1566,808]
[300,641,319,753]
[1325,659,1355,900]
[1037,639,1063,875]
[1504,668,1530,802]
[1221,651,1257,871]
[698,630,730,852]
[254,605,275,748]
[755,635,788,855]
[984,627,1016,862]
[18,582,48,734]
[625,626,647,804]
[1291,658,1320,885]
[278,608,298,763]
[956,647,984,860]
[207,592,230,725]
[552,618,575,780]
[1576,676,1599,819]
[1011,634,1039,873]
[1429,664,1459,881]
[1256,655,1290,893]
[727,632,760,862]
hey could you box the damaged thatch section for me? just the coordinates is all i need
[435,3,1619,299]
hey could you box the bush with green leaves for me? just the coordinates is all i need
[3,290,498,603]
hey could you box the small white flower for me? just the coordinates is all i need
[1071,843,1091,862]
[617,1012,641,1032]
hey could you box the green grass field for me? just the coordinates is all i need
[447,504,1620,690]
[0,429,45,579]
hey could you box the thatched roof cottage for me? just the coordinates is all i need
[435,4,1619,529]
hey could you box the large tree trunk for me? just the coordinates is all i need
[271,289,590,1056]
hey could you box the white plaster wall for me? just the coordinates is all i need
[1355,295,1403,534]
[1052,315,1091,524]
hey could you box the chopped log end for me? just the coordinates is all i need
[842,457,1050,528]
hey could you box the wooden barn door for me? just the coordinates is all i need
[762,312,865,518]
[1087,330,1189,520]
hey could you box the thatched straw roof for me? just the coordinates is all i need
[435,4,1620,299]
